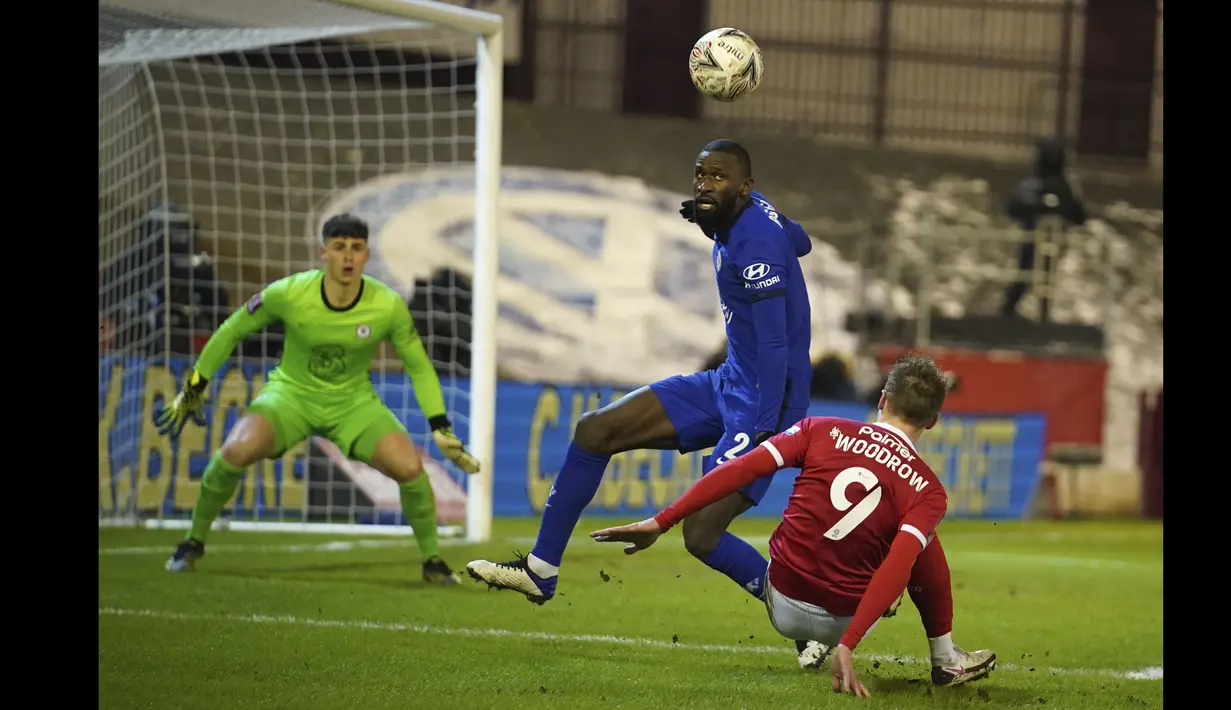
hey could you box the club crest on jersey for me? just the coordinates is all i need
[715,251,722,273]
[355,324,372,339]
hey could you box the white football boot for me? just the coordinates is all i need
[796,640,832,669]
[466,555,557,605]
[931,646,997,686]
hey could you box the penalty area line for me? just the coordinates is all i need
[96,607,1161,681]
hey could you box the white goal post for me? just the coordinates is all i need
[98,0,502,543]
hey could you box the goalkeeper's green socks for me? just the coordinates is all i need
[186,455,439,560]
[187,452,245,543]
[399,475,440,561]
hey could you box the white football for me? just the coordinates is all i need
[688,28,764,102]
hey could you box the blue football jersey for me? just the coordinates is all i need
[712,190,813,432]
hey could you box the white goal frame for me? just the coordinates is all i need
[98,0,502,543]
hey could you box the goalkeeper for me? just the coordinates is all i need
[157,213,480,584]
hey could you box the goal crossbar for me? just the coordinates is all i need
[335,0,503,37]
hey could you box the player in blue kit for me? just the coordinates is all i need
[467,139,815,604]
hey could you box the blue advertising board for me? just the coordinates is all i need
[99,356,1046,521]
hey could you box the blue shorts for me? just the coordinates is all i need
[649,369,808,506]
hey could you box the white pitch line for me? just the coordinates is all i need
[99,535,1158,572]
[97,607,1161,681]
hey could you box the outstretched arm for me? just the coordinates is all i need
[657,419,811,528]
[656,445,781,529]
[156,281,285,438]
[193,283,286,383]
[591,420,816,553]
[589,448,784,554]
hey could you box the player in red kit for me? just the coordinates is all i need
[592,353,995,697]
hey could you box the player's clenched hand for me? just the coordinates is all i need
[831,644,871,698]
[679,199,697,223]
[590,518,664,555]
[431,426,480,474]
[154,371,208,439]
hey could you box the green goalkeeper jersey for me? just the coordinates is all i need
[192,270,447,418]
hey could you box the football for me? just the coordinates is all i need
[688,28,764,102]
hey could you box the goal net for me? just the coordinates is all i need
[98,0,502,542]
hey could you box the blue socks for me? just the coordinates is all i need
[531,443,611,567]
[703,532,770,598]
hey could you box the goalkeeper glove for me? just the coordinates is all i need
[154,370,209,438]
[428,415,480,474]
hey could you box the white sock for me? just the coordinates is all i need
[527,553,559,579]
[928,633,958,666]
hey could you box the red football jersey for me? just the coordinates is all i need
[762,416,948,617]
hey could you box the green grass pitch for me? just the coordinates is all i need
[99,518,1162,709]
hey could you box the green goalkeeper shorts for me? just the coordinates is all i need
[246,381,408,463]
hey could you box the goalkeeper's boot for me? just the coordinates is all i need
[166,539,205,572]
[465,554,557,605]
[422,556,461,585]
[931,646,997,687]
[796,640,832,669]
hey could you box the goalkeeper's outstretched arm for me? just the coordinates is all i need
[192,283,286,383]
[389,301,480,474]
[155,281,285,438]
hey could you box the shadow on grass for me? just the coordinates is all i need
[210,560,448,591]
[867,677,1039,705]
